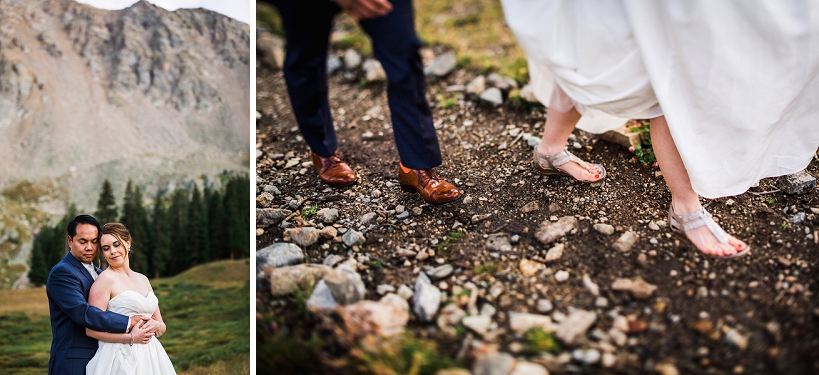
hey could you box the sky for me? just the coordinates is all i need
[74,0,250,24]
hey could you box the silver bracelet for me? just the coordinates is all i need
[129,332,134,346]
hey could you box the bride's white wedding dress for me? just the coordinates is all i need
[86,291,176,375]
[502,0,819,198]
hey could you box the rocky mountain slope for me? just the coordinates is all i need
[0,0,249,289]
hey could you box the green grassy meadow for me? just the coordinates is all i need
[0,260,250,375]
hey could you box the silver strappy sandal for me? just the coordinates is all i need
[668,206,750,258]
[533,148,606,182]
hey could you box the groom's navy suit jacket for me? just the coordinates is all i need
[46,252,129,375]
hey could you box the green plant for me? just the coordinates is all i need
[766,198,776,206]
[437,230,464,253]
[372,260,383,269]
[473,262,498,276]
[347,333,462,375]
[523,326,561,354]
[300,205,319,218]
[780,222,791,231]
[436,94,458,109]
[629,120,657,166]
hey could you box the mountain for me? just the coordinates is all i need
[0,0,249,289]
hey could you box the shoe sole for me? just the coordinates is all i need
[399,183,462,205]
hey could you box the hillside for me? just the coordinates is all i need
[0,0,250,289]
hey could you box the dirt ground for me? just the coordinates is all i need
[256,62,819,374]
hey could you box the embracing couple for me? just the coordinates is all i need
[46,215,175,374]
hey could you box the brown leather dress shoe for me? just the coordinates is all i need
[311,151,357,187]
[398,163,461,205]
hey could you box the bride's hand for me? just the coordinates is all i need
[131,320,155,345]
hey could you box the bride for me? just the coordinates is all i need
[85,223,176,375]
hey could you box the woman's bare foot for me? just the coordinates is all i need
[671,203,749,257]
[535,143,604,182]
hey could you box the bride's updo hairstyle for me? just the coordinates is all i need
[101,223,133,255]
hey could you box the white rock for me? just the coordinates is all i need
[555,310,597,344]
[413,273,442,322]
[509,361,548,375]
[306,280,337,314]
[377,284,396,295]
[508,312,555,333]
[544,243,564,262]
[462,315,492,336]
[582,274,600,296]
[397,284,414,300]
[554,270,569,282]
[612,231,639,252]
[593,223,615,235]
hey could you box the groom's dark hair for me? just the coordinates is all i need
[67,215,101,238]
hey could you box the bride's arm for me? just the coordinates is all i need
[150,306,167,338]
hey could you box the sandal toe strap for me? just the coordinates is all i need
[680,209,729,244]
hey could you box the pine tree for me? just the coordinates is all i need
[167,189,189,275]
[120,181,149,272]
[95,180,118,225]
[186,184,209,265]
[28,230,49,286]
[150,190,171,278]
[205,183,227,260]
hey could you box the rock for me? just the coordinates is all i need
[582,274,600,296]
[437,304,467,332]
[435,369,472,375]
[256,30,285,69]
[256,228,265,236]
[340,293,409,337]
[256,193,275,208]
[395,205,406,214]
[486,234,513,252]
[424,51,457,77]
[536,299,553,313]
[327,54,342,74]
[544,243,565,262]
[377,284,396,295]
[593,223,615,235]
[360,212,378,226]
[654,362,680,375]
[519,84,538,103]
[487,73,517,91]
[257,208,292,228]
[363,58,386,81]
[342,229,366,247]
[520,201,539,213]
[286,227,320,247]
[508,312,555,333]
[412,206,424,215]
[778,170,816,195]
[601,352,617,368]
[266,264,331,296]
[648,221,661,231]
[396,211,410,220]
[535,216,578,245]
[611,277,657,299]
[480,304,497,317]
[306,280,337,314]
[473,352,517,375]
[319,226,338,239]
[463,315,492,336]
[317,208,339,224]
[472,213,492,223]
[413,273,442,322]
[555,310,597,345]
[554,270,569,282]
[790,212,806,224]
[725,329,749,350]
[323,254,345,267]
[466,75,486,95]
[612,231,639,252]
[480,88,504,107]
[572,348,600,365]
[427,264,454,280]
[520,259,543,276]
[509,361,548,375]
[324,265,367,305]
[343,49,362,69]
[256,243,304,269]
[397,284,414,300]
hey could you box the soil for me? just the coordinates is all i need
[256,63,819,374]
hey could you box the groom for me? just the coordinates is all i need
[46,214,155,375]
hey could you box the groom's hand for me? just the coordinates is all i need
[128,315,149,332]
[131,320,155,345]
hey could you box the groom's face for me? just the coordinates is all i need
[68,224,99,263]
